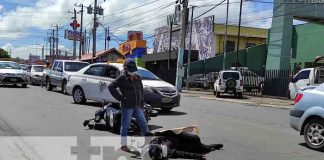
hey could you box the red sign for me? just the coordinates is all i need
[127,31,143,41]
[70,20,80,30]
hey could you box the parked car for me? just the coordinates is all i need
[290,84,324,151]
[44,60,89,94]
[213,70,243,98]
[231,67,264,92]
[66,63,180,111]
[288,67,324,99]
[0,61,28,87]
[26,65,45,85]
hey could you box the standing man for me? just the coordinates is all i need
[108,59,151,152]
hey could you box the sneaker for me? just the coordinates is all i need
[120,146,131,152]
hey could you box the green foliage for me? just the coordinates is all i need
[0,48,11,58]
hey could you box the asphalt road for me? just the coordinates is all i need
[0,85,323,160]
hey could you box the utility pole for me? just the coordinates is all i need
[87,0,104,63]
[73,8,77,59]
[175,0,189,92]
[186,6,195,90]
[168,20,173,71]
[223,0,229,70]
[52,29,55,60]
[76,3,84,59]
[84,29,87,54]
[49,36,52,60]
[55,25,59,57]
[105,27,107,50]
[92,0,98,63]
[235,0,243,69]
[42,45,44,60]
[104,27,110,50]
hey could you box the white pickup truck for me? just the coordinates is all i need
[288,66,324,99]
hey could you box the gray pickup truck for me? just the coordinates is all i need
[44,60,89,94]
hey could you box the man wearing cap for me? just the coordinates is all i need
[108,59,151,152]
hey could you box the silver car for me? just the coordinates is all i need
[290,84,324,151]
[26,65,45,85]
[0,61,28,87]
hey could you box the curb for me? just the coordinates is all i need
[181,92,293,110]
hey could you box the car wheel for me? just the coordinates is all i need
[61,80,67,95]
[213,91,216,95]
[46,78,53,91]
[73,87,86,104]
[162,108,173,112]
[303,118,324,151]
[22,83,27,88]
[237,92,243,99]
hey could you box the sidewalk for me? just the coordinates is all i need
[181,90,294,109]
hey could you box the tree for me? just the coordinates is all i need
[0,48,11,58]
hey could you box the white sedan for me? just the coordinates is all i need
[66,63,180,111]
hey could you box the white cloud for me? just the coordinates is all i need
[0,5,4,12]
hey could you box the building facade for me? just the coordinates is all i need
[214,24,268,55]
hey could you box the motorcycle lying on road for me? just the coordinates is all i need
[83,100,158,134]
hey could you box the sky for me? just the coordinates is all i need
[0,0,277,59]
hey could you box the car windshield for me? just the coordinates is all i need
[223,72,240,80]
[0,62,21,69]
[65,62,89,72]
[136,69,160,80]
[32,66,44,72]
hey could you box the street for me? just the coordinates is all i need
[0,85,323,160]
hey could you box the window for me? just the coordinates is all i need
[222,72,240,80]
[84,65,104,76]
[137,69,160,80]
[65,62,89,72]
[225,41,235,52]
[245,42,256,48]
[103,66,119,79]
[293,70,310,82]
[56,62,63,72]
[52,61,59,70]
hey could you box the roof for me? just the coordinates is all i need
[79,48,124,61]
[54,60,89,63]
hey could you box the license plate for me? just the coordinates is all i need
[11,78,17,82]
[162,97,172,103]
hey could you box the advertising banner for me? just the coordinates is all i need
[64,30,81,41]
[153,16,214,60]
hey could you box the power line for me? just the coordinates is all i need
[103,0,161,17]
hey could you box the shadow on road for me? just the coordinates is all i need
[299,143,324,153]
[148,124,163,131]
[217,94,249,99]
[157,110,187,116]
[0,85,29,88]
[70,101,101,108]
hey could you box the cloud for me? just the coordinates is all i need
[0,5,4,12]
[1,43,71,59]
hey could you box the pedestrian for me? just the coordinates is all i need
[108,59,151,152]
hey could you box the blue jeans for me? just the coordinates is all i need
[120,107,149,146]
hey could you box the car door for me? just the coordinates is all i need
[290,70,311,99]
[99,65,120,103]
[49,61,59,85]
[82,65,105,101]
[52,61,63,86]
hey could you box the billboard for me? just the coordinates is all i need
[127,31,143,41]
[64,30,81,41]
[153,16,214,60]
